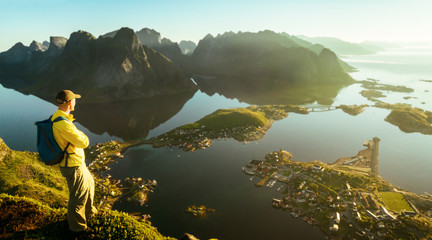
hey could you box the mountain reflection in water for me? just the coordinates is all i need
[194,76,348,105]
[72,91,196,140]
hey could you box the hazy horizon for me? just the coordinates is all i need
[1,0,432,52]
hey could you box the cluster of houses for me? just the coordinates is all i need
[88,141,123,172]
[242,151,422,239]
[251,105,309,119]
[152,124,265,150]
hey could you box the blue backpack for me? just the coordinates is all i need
[35,116,71,165]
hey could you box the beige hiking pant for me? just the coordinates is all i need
[60,164,97,232]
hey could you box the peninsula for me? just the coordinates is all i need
[242,139,432,239]
[147,105,309,151]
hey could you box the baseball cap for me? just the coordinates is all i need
[56,90,81,104]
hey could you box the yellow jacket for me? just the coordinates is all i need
[51,109,89,167]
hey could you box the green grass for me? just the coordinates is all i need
[196,108,269,130]
[0,193,174,239]
[0,147,69,208]
[380,191,414,212]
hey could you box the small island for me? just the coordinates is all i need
[185,205,215,218]
[385,106,432,135]
[360,79,414,93]
[360,89,387,101]
[336,104,368,116]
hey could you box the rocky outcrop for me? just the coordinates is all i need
[179,40,197,55]
[42,41,50,48]
[25,28,196,102]
[45,36,67,57]
[0,137,11,162]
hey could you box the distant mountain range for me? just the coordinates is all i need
[0,28,357,103]
[295,35,386,56]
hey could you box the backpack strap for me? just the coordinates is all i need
[53,116,70,123]
[63,142,71,167]
[52,116,72,167]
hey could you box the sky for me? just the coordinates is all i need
[1,0,432,52]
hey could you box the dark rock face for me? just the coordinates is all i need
[179,40,197,55]
[189,30,353,85]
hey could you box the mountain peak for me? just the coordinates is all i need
[29,41,47,52]
[135,28,162,48]
[109,27,142,52]
[203,34,214,40]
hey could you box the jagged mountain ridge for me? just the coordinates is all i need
[103,28,184,65]
[0,27,356,102]
[0,28,197,102]
[31,28,196,102]
[189,30,353,84]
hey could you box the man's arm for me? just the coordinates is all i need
[59,121,89,148]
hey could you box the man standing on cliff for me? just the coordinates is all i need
[52,90,97,236]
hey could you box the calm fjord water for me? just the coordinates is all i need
[0,46,431,239]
